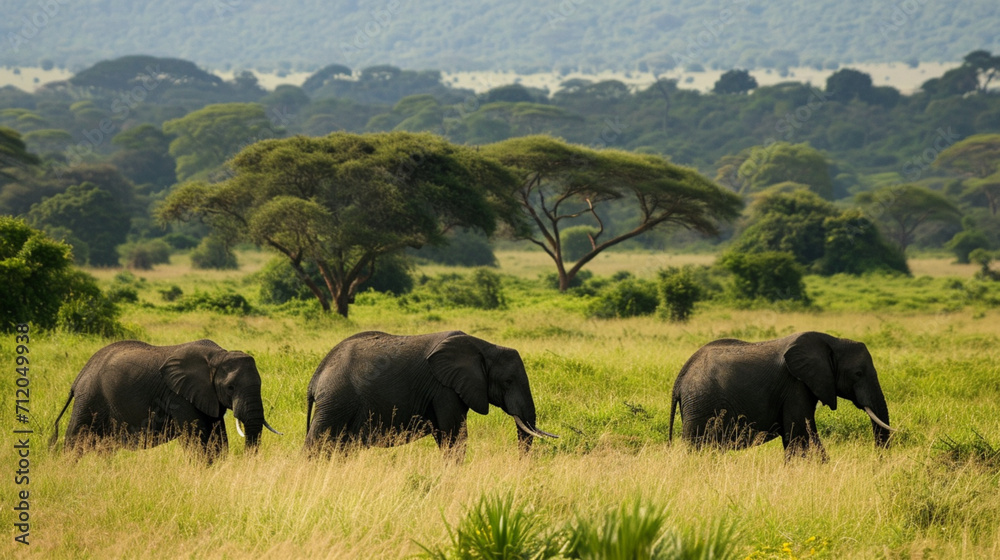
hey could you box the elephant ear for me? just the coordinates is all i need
[427,334,489,415]
[783,332,838,410]
[160,347,220,417]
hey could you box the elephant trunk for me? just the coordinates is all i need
[233,392,266,451]
[860,386,892,448]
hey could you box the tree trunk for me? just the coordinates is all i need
[334,289,351,318]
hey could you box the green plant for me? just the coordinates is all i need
[406,269,508,310]
[562,500,668,559]
[119,239,171,270]
[658,267,704,322]
[55,270,125,337]
[417,493,557,559]
[189,236,238,270]
[719,251,809,303]
[587,277,659,319]
[158,285,183,302]
[172,290,252,315]
[560,226,599,262]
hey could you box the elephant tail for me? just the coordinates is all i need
[305,393,314,434]
[49,390,74,450]
[668,392,679,444]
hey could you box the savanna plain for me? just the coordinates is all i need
[3,250,1000,559]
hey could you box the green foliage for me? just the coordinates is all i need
[658,266,704,322]
[163,103,284,181]
[562,499,669,559]
[159,285,183,302]
[0,217,122,334]
[362,253,414,295]
[945,229,992,264]
[417,493,556,560]
[560,226,598,262]
[119,239,171,270]
[160,131,520,316]
[855,184,962,251]
[587,276,660,319]
[406,268,508,310]
[713,69,757,94]
[55,270,126,337]
[817,211,909,276]
[719,251,809,303]
[162,233,200,250]
[730,188,838,266]
[735,143,834,200]
[26,181,131,267]
[969,249,1000,281]
[172,290,252,315]
[189,236,238,270]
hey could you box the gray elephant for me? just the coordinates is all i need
[669,331,893,459]
[51,339,281,459]
[305,330,557,460]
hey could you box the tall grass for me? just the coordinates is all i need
[2,251,999,558]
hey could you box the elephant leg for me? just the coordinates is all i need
[781,391,827,461]
[432,418,468,464]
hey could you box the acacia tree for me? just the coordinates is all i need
[482,135,743,291]
[934,134,1000,216]
[855,184,962,252]
[159,132,520,317]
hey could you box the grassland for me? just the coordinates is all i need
[2,250,999,558]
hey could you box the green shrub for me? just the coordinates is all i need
[658,266,704,322]
[55,270,125,337]
[405,268,508,310]
[719,251,809,303]
[189,236,238,270]
[159,285,184,302]
[588,277,659,318]
[119,239,171,270]
[1,217,123,335]
[360,253,414,295]
[816,211,909,276]
[173,290,252,315]
[561,225,599,262]
[946,228,992,264]
[562,499,669,559]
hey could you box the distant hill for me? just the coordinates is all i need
[1,1,996,73]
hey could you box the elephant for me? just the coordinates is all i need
[50,339,281,459]
[669,331,894,459]
[304,330,557,460]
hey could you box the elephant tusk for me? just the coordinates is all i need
[264,419,283,436]
[864,407,896,432]
[513,415,559,439]
[235,418,245,438]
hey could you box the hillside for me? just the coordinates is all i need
[1,0,996,73]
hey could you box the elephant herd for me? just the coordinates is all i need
[50,329,894,462]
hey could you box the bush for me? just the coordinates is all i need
[159,285,184,302]
[1,217,123,335]
[544,269,593,290]
[173,290,252,315]
[719,251,810,303]
[417,493,555,559]
[561,225,599,262]
[948,229,993,264]
[817,211,909,276]
[405,268,508,310]
[119,239,171,270]
[189,236,238,270]
[658,266,704,322]
[55,270,125,337]
[588,277,660,318]
[360,253,414,295]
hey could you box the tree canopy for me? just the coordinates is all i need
[481,135,743,290]
[163,103,284,182]
[159,131,521,316]
[856,184,962,251]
